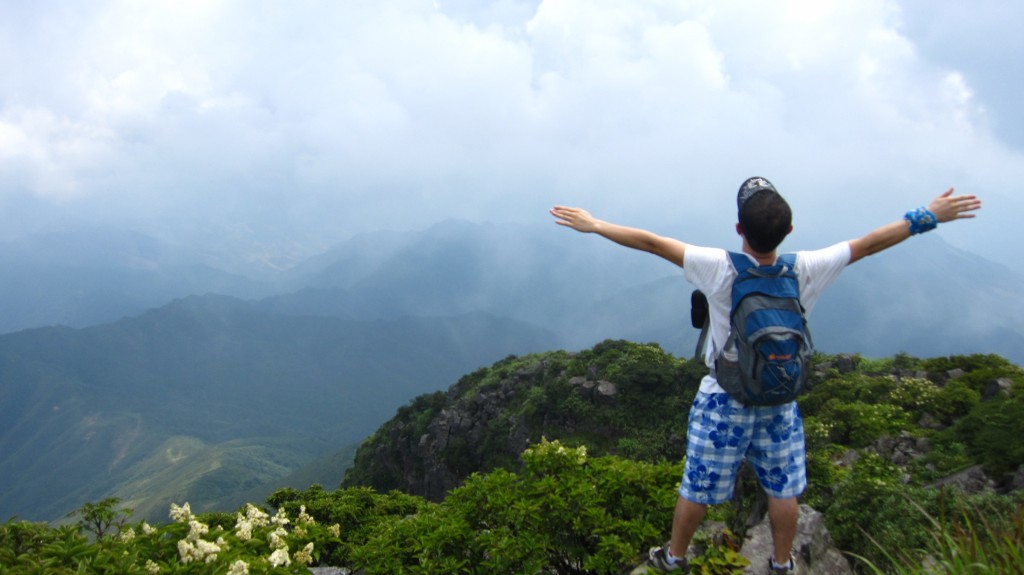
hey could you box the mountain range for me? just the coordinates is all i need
[1,218,1021,522]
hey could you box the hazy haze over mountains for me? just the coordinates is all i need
[1,217,1022,523]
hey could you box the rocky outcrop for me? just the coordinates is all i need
[740,505,852,575]
[926,464,997,494]
[628,505,850,575]
[346,352,665,501]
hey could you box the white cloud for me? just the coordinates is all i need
[0,0,1020,264]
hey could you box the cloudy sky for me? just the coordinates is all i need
[1,0,1021,269]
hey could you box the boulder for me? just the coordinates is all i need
[1008,464,1024,492]
[740,504,852,575]
[629,505,850,575]
[927,464,996,494]
[981,377,1013,401]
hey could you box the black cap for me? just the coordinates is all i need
[737,176,778,209]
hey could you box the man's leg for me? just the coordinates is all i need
[661,392,749,567]
[670,496,708,559]
[767,495,798,566]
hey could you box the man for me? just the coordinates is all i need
[549,177,981,574]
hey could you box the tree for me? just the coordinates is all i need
[69,497,132,540]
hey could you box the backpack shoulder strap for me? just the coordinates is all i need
[727,251,755,275]
[777,253,797,270]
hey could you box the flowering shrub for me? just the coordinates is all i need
[0,497,336,574]
[887,376,939,414]
[0,440,679,575]
[345,438,681,574]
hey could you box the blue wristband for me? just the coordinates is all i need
[904,206,938,235]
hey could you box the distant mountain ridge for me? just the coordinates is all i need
[0,226,274,334]
[5,219,1021,364]
[2,218,1022,522]
[286,220,1024,364]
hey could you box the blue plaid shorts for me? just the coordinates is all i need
[679,392,806,505]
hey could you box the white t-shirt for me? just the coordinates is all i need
[684,242,852,394]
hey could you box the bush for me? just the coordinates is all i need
[960,395,1024,478]
[349,439,681,574]
[267,484,427,567]
[825,453,934,572]
[814,399,911,447]
[857,491,1024,575]
[930,379,980,425]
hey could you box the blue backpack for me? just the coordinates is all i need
[711,252,813,406]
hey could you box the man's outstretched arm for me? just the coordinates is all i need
[549,205,687,268]
[847,188,981,265]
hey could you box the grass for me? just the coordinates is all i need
[852,492,1024,575]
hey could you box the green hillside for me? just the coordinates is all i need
[0,295,559,522]
[343,342,1024,503]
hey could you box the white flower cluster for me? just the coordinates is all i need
[523,438,588,465]
[177,537,222,565]
[296,505,315,524]
[169,502,193,523]
[265,507,308,568]
[889,376,938,409]
[293,504,317,536]
[272,507,290,527]
[234,503,270,541]
[803,417,836,444]
[164,501,314,570]
[269,526,289,550]
[268,547,291,568]
[294,542,315,566]
[170,503,226,565]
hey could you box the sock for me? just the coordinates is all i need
[664,548,679,565]
[771,557,793,570]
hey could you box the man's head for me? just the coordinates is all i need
[736,177,792,253]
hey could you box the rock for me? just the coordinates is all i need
[917,412,943,430]
[740,505,852,575]
[944,368,966,382]
[1008,465,1024,492]
[308,568,350,575]
[872,432,926,467]
[596,380,618,403]
[628,505,850,575]
[814,354,858,376]
[835,449,859,468]
[926,464,995,494]
[834,354,857,374]
[982,377,1013,401]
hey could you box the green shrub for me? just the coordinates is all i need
[267,484,427,567]
[802,443,851,511]
[909,439,973,484]
[961,396,1024,478]
[857,491,1024,575]
[825,453,933,572]
[345,439,681,574]
[814,399,911,447]
[930,379,981,424]
[887,376,940,418]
